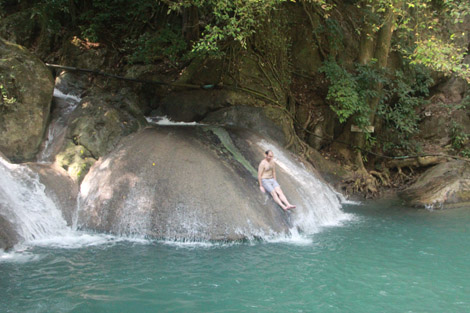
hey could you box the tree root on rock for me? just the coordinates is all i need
[340,171,380,198]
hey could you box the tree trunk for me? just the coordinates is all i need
[333,3,396,170]
[332,5,376,170]
[182,6,200,44]
[370,7,395,125]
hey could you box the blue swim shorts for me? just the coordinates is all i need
[262,178,280,193]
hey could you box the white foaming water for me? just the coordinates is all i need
[0,156,147,258]
[0,157,69,242]
[258,140,354,236]
[53,88,81,104]
[146,115,199,126]
[38,89,81,162]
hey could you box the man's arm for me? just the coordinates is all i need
[258,161,265,193]
[273,162,276,180]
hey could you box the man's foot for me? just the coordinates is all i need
[286,204,296,209]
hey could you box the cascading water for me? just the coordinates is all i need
[2,109,353,251]
[144,117,353,239]
[0,156,133,253]
[258,140,352,235]
[37,88,81,162]
[0,157,69,242]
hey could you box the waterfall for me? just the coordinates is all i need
[0,157,69,242]
[0,157,134,250]
[258,140,352,235]
[37,89,80,162]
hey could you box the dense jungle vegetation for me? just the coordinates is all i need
[1,0,469,196]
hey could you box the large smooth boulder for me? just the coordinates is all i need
[399,160,470,209]
[78,125,346,240]
[0,38,54,162]
[78,126,290,240]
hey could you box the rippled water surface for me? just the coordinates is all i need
[2,202,470,313]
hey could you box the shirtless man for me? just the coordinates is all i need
[258,150,296,211]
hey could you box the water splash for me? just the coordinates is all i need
[0,157,69,242]
[0,156,149,254]
[258,140,353,236]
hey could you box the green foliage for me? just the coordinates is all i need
[378,63,433,153]
[166,0,286,56]
[126,28,187,65]
[319,60,384,127]
[78,0,157,42]
[409,38,470,83]
[460,148,470,158]
[314,18,344,55]
[321,58,433,155]
[459,95,470,110]
[450,121,469,151]
[0,83,16,108]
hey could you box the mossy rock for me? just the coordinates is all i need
[0,38,54,162]
[55,141,96,182]
[56,87,147,181]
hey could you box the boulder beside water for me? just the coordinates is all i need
[399,160,470,209]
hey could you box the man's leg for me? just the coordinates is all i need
[270,190,288,210]
[274,187,295,209]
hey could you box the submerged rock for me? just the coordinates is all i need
[0,38,54,162]
[399,160,470,209]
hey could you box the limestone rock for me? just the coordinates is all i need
[399,160,470,209]
[55,87,148,181]
[0,38,54,162]
[26,163,79,225]
[78,126,291,240]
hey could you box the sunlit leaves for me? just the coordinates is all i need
[410,37,470,82]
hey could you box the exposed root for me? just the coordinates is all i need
[370,170,390,187]
[340,171,380,198]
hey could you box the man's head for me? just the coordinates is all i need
[265,150,274,161]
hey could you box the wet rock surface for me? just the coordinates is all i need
[27,163,79,225]
[78,126,292,240]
